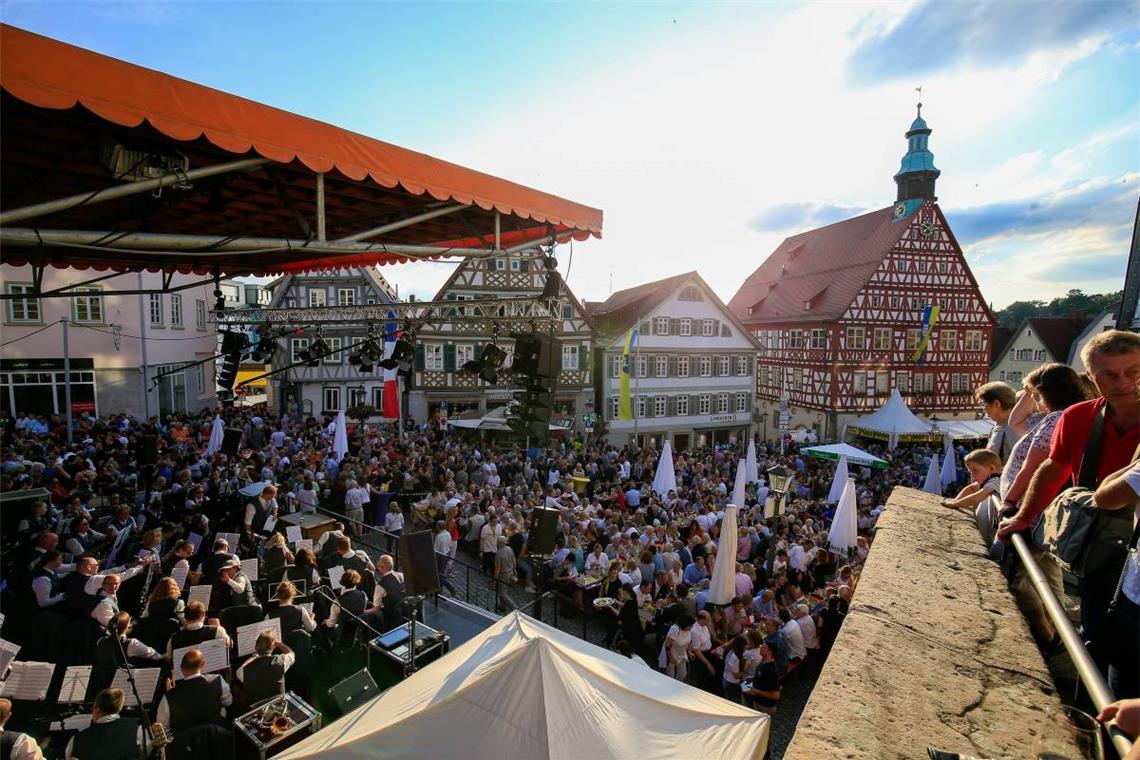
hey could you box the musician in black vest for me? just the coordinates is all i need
[235,631,294,707]
[266,581,316,635]
[62,516,104,558]
[160,539,200,588]
[324,569,368,641]
[155,649,232,733]
[368,554,406,633]
[243,484,279,542]
[211,558,256,614]
[263,533,294,585]
[199,538,237,585]
[65,688,145,760]
[166,601,231,658]
[92,612,165,697]
[0,698,44,760]
[332,536,376,603]
[29,551,65,608]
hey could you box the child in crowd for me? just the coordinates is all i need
[939,448,1002,514]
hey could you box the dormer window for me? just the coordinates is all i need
[803,300,811,311]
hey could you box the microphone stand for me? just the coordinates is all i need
[105,626,153,760]
[312,587,386,671]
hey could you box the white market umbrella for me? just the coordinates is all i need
[730,458,747,509]
[333,410,349,461]
[922,453,941,495]
[745,439,759,484]
[826,454,849,505]
[828,479,859,556]
[651,440,677,496]
[204,415,225,456]
[707,505,738,607]
[940,434,957,491]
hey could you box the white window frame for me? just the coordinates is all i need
[654,396,667,417]
[424,344,444,371]
[679,318,692,337]
[789,330,804,349]
[906,328,920,352]
[149,294,163,326]
[716,393,729,414]
[718,356,730,376]
[846,326,864,349]
[170,293,183,328]
[942,329,957,351]
[735,392,748,412]
[853,373,866,394]
[348,387,367,408]
[195,299,207,330]
[71,287,103,324]
[494,258,506,271]
[196,363,207,395]
[5,283,41,324]
[337,288,356,306]
[291,338,310,363]
[735,356,749,376]
[611,355,621,378]
[322,387,342,412]
[510,258,522,271]
[655,316,670,335]
[457,344,476,368]
[698,356,712,377]
[323,337,343,364]
[636,396,647,419]
[308,289,327,308]
[810,329,826,349]
[675,395,689,416]
[873,327,891,351]
[677,356,690,378]
[698,394,712,415]
[655,355,668,377]
[965,330,983,351]
[636,354,647,378]
[610,395,620,420]
[562,344,579,371]
[701,319,715,337]
[897,371,911,393]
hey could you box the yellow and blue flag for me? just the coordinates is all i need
[912,304,941,365]
[619,327,638,420]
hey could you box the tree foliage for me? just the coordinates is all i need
[994,289,1122,328]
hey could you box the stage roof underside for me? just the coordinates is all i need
[0,24,602,278]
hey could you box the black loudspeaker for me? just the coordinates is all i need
[399,531,441,596]
[220,427,243,457]
[510,334,559,378]
[139,435,158,466]
[528,507,561,557]
[327,668,379,715]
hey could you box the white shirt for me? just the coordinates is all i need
[782,619,807,660]
[479,523,500,553]
[165,620,231,658]
[65,714,147,760]
[155,672,233,728]
[384,511,405,532]
[584,551,609,571]
[433,531,453,556]
[689,622,712,653]
[0,729,43,760]
[796,614,820,650]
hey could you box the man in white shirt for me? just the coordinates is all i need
[794,604,820,653]
[0,698,44,760]
[479,515,501,576]
[780,610,807,661]
[65,688,147,760]
[433,521,456,594]
[155,649,232,732]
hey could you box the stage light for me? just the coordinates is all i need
[462,342,508,384]
[301,337,330,367]
[379,338,414,372]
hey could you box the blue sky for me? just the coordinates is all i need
[4,0,1138,309]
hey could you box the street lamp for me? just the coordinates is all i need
[765,463,793,520]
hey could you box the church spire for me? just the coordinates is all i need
[893,95,940,217]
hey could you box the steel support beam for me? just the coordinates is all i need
[0,157,271,226]
[0,276,221,299]
[212,295,563,329]
[335,203,467,243]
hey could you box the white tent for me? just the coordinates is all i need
[276,611,769,760]
[745,439,759,484]
[707,506,739,607]
[204,415,224,457]
[803,442,887,469]
[842,389,932,449]
[730,459,747,509]
[825,454,850,505]
[448,405,561,432]
[940,433,958,490]
[922,453,942,495]
[651,440,678,496]
[828,478,859,556]
[938,419,995,440]
[332,410,348,461]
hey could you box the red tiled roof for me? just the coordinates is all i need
[728,205,909,323]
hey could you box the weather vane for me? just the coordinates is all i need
[915,86,923,116]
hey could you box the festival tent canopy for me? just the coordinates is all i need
[731,459,747,509]
[745,439,759,484]
[940,433,958,490]
[803,443,887,469]
[707,506,740,607]
[204,415,224,457]
[825,454,850,506]
[842,389,934,449]
[922,454,942,495]
[828,479,859,556]
[938,419,995,440]
[332,410,348,461]
[0,24,602,278]
[651,440,678,496]
[275,611,769,760]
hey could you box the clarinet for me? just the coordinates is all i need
[139,554,157,612]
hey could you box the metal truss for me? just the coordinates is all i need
[213,295,564,331]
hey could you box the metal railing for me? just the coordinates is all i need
[1007,524,1134,758]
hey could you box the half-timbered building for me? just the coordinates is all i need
[407,253,595,432]
[266,267,397,418]
[728,107,997,440]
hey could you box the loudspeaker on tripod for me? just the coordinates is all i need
[399,531,441,596]
[220,427,243,457]
[528,507,561,557]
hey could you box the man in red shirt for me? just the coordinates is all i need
[999,329,1140,643]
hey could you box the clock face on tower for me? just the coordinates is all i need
[894,202,907,219]
[919,219,936,238]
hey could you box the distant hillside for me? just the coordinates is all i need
[994,289,1122,329]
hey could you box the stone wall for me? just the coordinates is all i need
[785,487,1073,759]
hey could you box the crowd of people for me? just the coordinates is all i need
[0,327,1136,758]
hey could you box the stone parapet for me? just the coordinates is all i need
[785,487,1072,759]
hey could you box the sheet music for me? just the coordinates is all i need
[186,532,204,554]
[188,585,212,610]
[0,639,20,679]
[294,538,313,553]
[218,532,241,551]
[51,713,93,732]
[328,565,345,591]
[300,602,314,616]
[170,563,190,591]
[58,665,93,703]
[236,617,281,657]
[0,661,55,700]
[241,557,259,580]
[263,516,278,533]
[172,638,229,679]
[286,525,303,544]
[111,667,161,707]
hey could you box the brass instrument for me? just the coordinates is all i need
[240,696,294,742]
